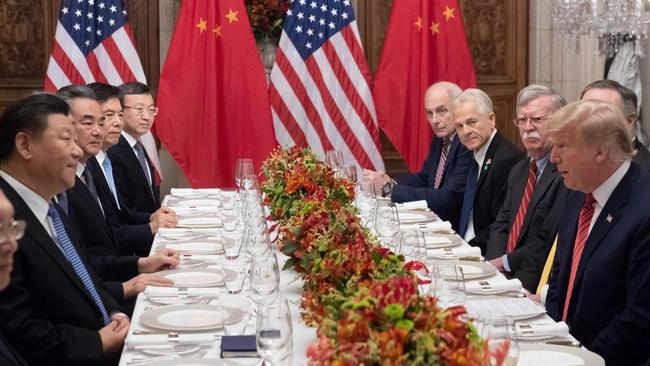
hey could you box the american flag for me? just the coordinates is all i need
[44,0,162,178]
[270,0,384,170]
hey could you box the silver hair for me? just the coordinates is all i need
[451,88,493,115]
[516,84,566,113]
[432,81,462,101]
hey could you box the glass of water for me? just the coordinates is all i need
[256,297,293,365]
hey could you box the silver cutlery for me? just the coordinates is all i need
[543,340,582,347]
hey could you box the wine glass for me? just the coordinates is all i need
[249,252,280,307]
[235,158,254,191]
[374,200,400,247]
[256,297,293,365]
[325,150,344,175]
[432,263,466,307]
[481,316,519,366]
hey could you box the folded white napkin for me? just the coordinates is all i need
[145,286,222,298]
[170,188,221,196]
[127,333,216,347]
[401,220,453,231]
[427,246,481,259]
[173,206,221,215]
[396,200,429,210]
[517,321,570,339]
[182,255,222,264]
[465,278,523,293]
[158,228,222,236]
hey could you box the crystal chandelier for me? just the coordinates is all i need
[553,0,650,57]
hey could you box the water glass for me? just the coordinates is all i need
[481,316,519,366]
[374,200,400,246]
[235,158,254,191]
[221,258,247,294]
[256,298,293,365]
[219,296,250,335]
[325,149,344,170]
[220,188,238,210]
[432,263,466,307]
[249,252,280,306]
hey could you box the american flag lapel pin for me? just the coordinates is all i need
[606,214,613,223]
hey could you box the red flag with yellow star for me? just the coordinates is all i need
[154,0,277,187]
[373,0,476,172]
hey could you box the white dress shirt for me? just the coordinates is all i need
[122,131,152,184]
[0,171,55,240]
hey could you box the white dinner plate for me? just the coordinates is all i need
[398,211,437,224]
[517,343,604,366]
[148,296,211,306]
[177,198,222,207]
[177,217,222,228]
[140,345,202,356]
[159,242,224,255]
[143,360,240,366]
[140,305,223,331]
[430,260,497,280]
[423,234,463,249]
[159,269,224,288]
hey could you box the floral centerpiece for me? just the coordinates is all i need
[245,0,290,42]
[261,147,488,365]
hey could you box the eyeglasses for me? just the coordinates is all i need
[123,105,159,117]
[0,219,26,242]
[513,115,549,127]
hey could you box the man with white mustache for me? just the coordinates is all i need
[484,85,566,277]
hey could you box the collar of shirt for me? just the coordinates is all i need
[95,150,107,166]
[534,154,550,178]
[473,129,498,173]
[121,131,139,148]
[446,132,457,142]
[592,160,631,210]
[76,162,85,178]
[0,170,51,233]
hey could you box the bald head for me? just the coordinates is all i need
[424,82,462,138]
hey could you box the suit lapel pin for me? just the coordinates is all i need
[484,159,492,171]
[606,214,613,223]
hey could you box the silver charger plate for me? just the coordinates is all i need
[517,343,604,365]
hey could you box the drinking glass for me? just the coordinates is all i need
[235,158,254,191]
[256,298,293,365]
[396,230,427,261]
[341,164,358,182]
[221,257,247,294]
[481,316,519,366]
[432,263,466,307]
[249,252,280,307]
[220,188,238,210]
[374,200,400,247]
[219,296,250,335]
[325,150,344,173]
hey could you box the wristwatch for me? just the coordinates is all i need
[381,181,394,197]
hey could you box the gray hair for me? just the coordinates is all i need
[581,79,637,117]
[517,84,566,113]
[451,88,493,115]
[56,85,97,103]
[432,81,462,101]
[548,99,636,162]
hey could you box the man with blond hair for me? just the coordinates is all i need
[545,99,650,365]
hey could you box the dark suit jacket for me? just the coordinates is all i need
[107,135,160,213]
[467,132,525,253]
[66,177,139,302]
[546,162,650,365]
[87,156,153,256]
[634,138,650,167]
[392,136,473,230]
[512,184,570,292]
[485,158,563,272]
[0,177,120,366]
[0,334,28,366]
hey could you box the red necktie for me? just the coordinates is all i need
[562,193,596,321]
[433,137,451,189]
[506,159,538,253]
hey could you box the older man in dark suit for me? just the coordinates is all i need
[0,93,128,365]
[485,85,565,274]
[363,82,473,229]
[107,82,161,213]
[546,99,650,365]
[453,89,524,254]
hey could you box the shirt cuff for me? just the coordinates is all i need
[502,254,511,272]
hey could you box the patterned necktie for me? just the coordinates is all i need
[434,137,451,189]
[82,167,104,217]
[506,159,538,253]
[102,156,121,210]
[47,204,111,325]
[133,141,153,188]
[458,160,479,237]
[56,192,69,216]
[562,193,596,321]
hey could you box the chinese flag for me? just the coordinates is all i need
[373,1,476,172]
[154,0,277,188]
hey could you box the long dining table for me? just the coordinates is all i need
[118,189,604,366]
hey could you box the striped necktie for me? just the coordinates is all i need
[47,204,111,325]
[433,137,451,189]
[506,159,538,253]
[458,160,478,237]
[562,193,596,321]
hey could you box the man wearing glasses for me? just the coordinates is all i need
[107,82,161,213]
[483,85,566,280]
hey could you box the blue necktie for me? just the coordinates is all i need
[47,204,111,325]
[458,161,479,237]
[102,157,121,210]
[56,192,69,216]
